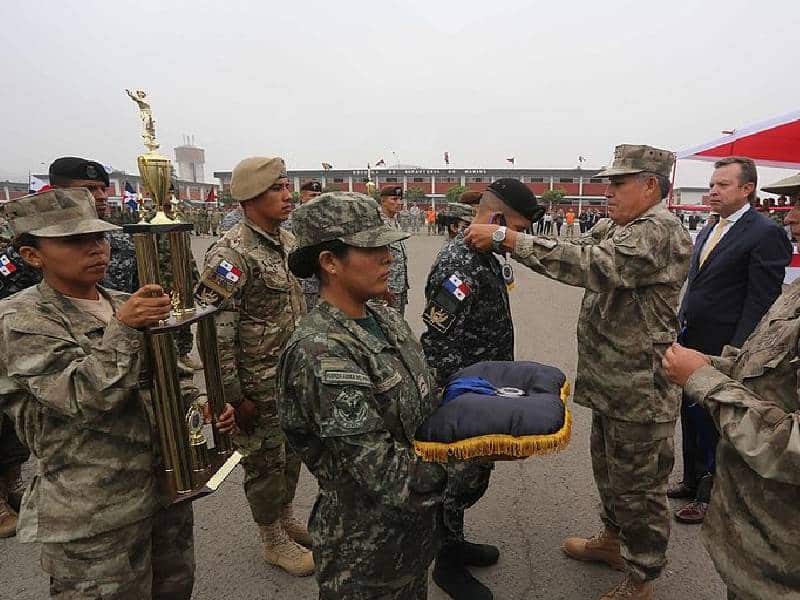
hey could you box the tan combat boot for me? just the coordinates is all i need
[259,522,314,577]
[0,479,17,538]
[599,574,654,599]
[562,528,626,571]
[280,503,312,547]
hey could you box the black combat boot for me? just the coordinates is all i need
[454,540,500,567]
[433,552,493,600]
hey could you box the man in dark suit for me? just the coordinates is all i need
[670,156,792,523]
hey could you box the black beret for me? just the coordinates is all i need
[487,178,541,221]
[380,185,403,198]
[49,157,109,186]
[300,180,322,193]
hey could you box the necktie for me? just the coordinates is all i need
[699,217,729,267]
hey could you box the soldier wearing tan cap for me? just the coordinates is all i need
[0,188,235,598]
[466,144,693,600]
[196,157,313,576]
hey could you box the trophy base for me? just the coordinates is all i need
[161,449,242,505]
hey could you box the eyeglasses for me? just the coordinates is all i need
[268,183,292,192]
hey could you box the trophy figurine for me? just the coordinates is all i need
[125,88,238,501]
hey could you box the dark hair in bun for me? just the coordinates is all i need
[288,239,350,280]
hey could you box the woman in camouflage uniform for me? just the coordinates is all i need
[278,192,447,599]
[0,188,235,599]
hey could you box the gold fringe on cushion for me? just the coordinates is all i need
[415,382,573,463]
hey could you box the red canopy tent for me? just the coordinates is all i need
[677,109,800,169]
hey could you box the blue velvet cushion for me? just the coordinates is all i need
[415,361,567,443]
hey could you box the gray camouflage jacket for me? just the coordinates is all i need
[0,282,158,543]
[380,210,409,294]
[512,204,692,422]
[684,279,800,600]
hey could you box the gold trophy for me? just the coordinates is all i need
[125,89,239,502]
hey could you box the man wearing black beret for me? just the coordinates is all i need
[421,178,542,599]
[299,180,322,204]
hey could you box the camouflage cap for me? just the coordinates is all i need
[230,156,287,201]
[596,144,675,178]
[3,188,121,238]
[442,202,475,223]
[291,191,409,249]
[762,172,800,195]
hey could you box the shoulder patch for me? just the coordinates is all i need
[612,225,634,244]
[196,257,244,305]
[422,272,472,334]
[0,255,18,277]
[330,387,370,429]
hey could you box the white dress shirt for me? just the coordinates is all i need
[699,203,751,256]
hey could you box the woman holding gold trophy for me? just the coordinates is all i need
[0,187,235,599]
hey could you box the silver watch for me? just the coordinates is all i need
[491,226,507,253]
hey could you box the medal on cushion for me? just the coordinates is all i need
[502,253,515,290]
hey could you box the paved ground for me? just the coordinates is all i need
[0,233,726,599]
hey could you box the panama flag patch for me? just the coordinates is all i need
[0,255,17,277]
[216,260,242,283]
[443,274,471,301]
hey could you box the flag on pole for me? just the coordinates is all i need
[29,174,46,193]
[506,157,515,165]
[321,162,333,170]
[123,181,137,211]
[206,187,217,204]
[375,158,386,167]
[444,152,450,165]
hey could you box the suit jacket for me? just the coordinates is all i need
[679,207,792,355]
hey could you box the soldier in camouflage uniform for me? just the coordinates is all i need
[422,180,542,600]
[664,175,800,599]
[196,156,313,576]
[283,181,323,308]
[277,192,446,599]
[0,188,235,598]
[379,185,410,316]
[466,145,693,600]
[0,156,143,538]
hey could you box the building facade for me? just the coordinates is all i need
[213,165,608,208]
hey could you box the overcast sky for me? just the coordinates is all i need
[1,0,798,189]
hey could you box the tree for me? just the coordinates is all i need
[220,192,235,206]
[405,186,425,203]
[540,188,566,211]
[446,185,467,205]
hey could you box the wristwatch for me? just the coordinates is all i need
[491,226,507,254]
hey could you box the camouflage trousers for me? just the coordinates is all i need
[0,413,29,470]
[42,503,195,600]
[590,413,675,582]
[441,459,493,548]
[235,400,301,525]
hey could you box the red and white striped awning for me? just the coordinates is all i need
[678,110,800,169]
